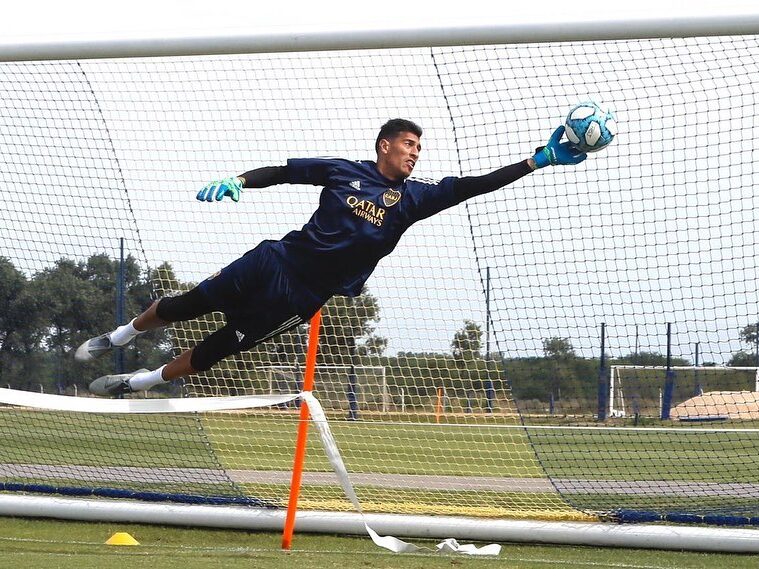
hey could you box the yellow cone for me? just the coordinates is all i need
[105,532,140,546]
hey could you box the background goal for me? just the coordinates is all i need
[609,365,759,419]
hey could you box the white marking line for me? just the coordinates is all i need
[372,420,759,434]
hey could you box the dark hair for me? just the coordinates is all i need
[375,118,423,154]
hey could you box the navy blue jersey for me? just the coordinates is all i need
[269,158,459,298]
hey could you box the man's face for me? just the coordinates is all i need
[378,131,421,181]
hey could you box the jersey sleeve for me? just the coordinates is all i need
[286,158,340,186]
[405,176,460,222]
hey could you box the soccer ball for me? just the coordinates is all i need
[564,102,616,153]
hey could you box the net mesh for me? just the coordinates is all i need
[1,36,758,524]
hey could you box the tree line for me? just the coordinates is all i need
[1,254,756,405]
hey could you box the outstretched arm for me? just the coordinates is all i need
[454,161,533,201]
[454,126,586,201]
[196,166,288,202]
[237,166,288,188]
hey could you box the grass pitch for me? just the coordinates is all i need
[1,516,758,569]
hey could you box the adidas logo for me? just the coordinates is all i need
[235,330,245,342]
[349,180,361,191]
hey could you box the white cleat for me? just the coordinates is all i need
[74,334,114,362]
[88,369,149,397]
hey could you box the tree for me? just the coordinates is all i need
[542,337,575,359]
[724,324,759,367]
[541,337,576,402]
[357,334,387,357]
[451,320,482,362]
[318,286,386,365]
[727,351,757,367]
[740,323,759,347]
[0,257,42,386]
[0,254,181,391]
[614,351,689,367]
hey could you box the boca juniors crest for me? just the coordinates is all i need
[382,188,401,207]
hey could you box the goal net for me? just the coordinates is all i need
[1,30,759,532]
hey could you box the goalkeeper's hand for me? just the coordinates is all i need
[531,126,587,169]
[196,177,243,202]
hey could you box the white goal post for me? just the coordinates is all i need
[263,364,389,413]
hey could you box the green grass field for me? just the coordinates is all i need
[3,409,756,481]
[1,517,758,569]
[1,406,759,561]
[2,408,759,519]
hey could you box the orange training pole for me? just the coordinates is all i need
[435,386,443,423]
[281,309,322,550]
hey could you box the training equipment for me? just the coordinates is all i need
[88,369,149,396]
[564,101,616,152]
[196,177,243,202]
[532,126,587,168]
[74,334,114,362]
[2,19,759,552]
[105,532,140,546]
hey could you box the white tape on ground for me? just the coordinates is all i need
[0,388,500,556]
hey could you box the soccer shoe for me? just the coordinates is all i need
[74,333,114,362]
[88,369,149,397]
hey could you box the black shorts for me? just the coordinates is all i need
[181,240,327,371]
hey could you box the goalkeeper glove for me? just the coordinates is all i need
[532,126,587,169]
[196,177,243,202]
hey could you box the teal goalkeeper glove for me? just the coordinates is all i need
[532,126,587,168]
[196,177,243,202]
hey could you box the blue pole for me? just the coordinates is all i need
[661,323,675,420]
[347,365,359,421]
[485,379,495,413]
[597,323,607,421]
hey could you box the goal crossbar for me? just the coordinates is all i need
[2,15,759,61]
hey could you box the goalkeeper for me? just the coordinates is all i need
[76,119,586,396]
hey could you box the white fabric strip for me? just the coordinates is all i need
[0,388,298,414]
[300,391,500,556]
[0,388,500,556]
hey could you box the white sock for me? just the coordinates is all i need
[109,318,144,347]
[128,365,167,392]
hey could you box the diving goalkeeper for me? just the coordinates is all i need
[76,119,587,396]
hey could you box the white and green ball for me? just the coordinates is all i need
[564,102,616,153]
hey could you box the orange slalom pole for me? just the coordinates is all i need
[435,386,443,423]
[281,309,322,550]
